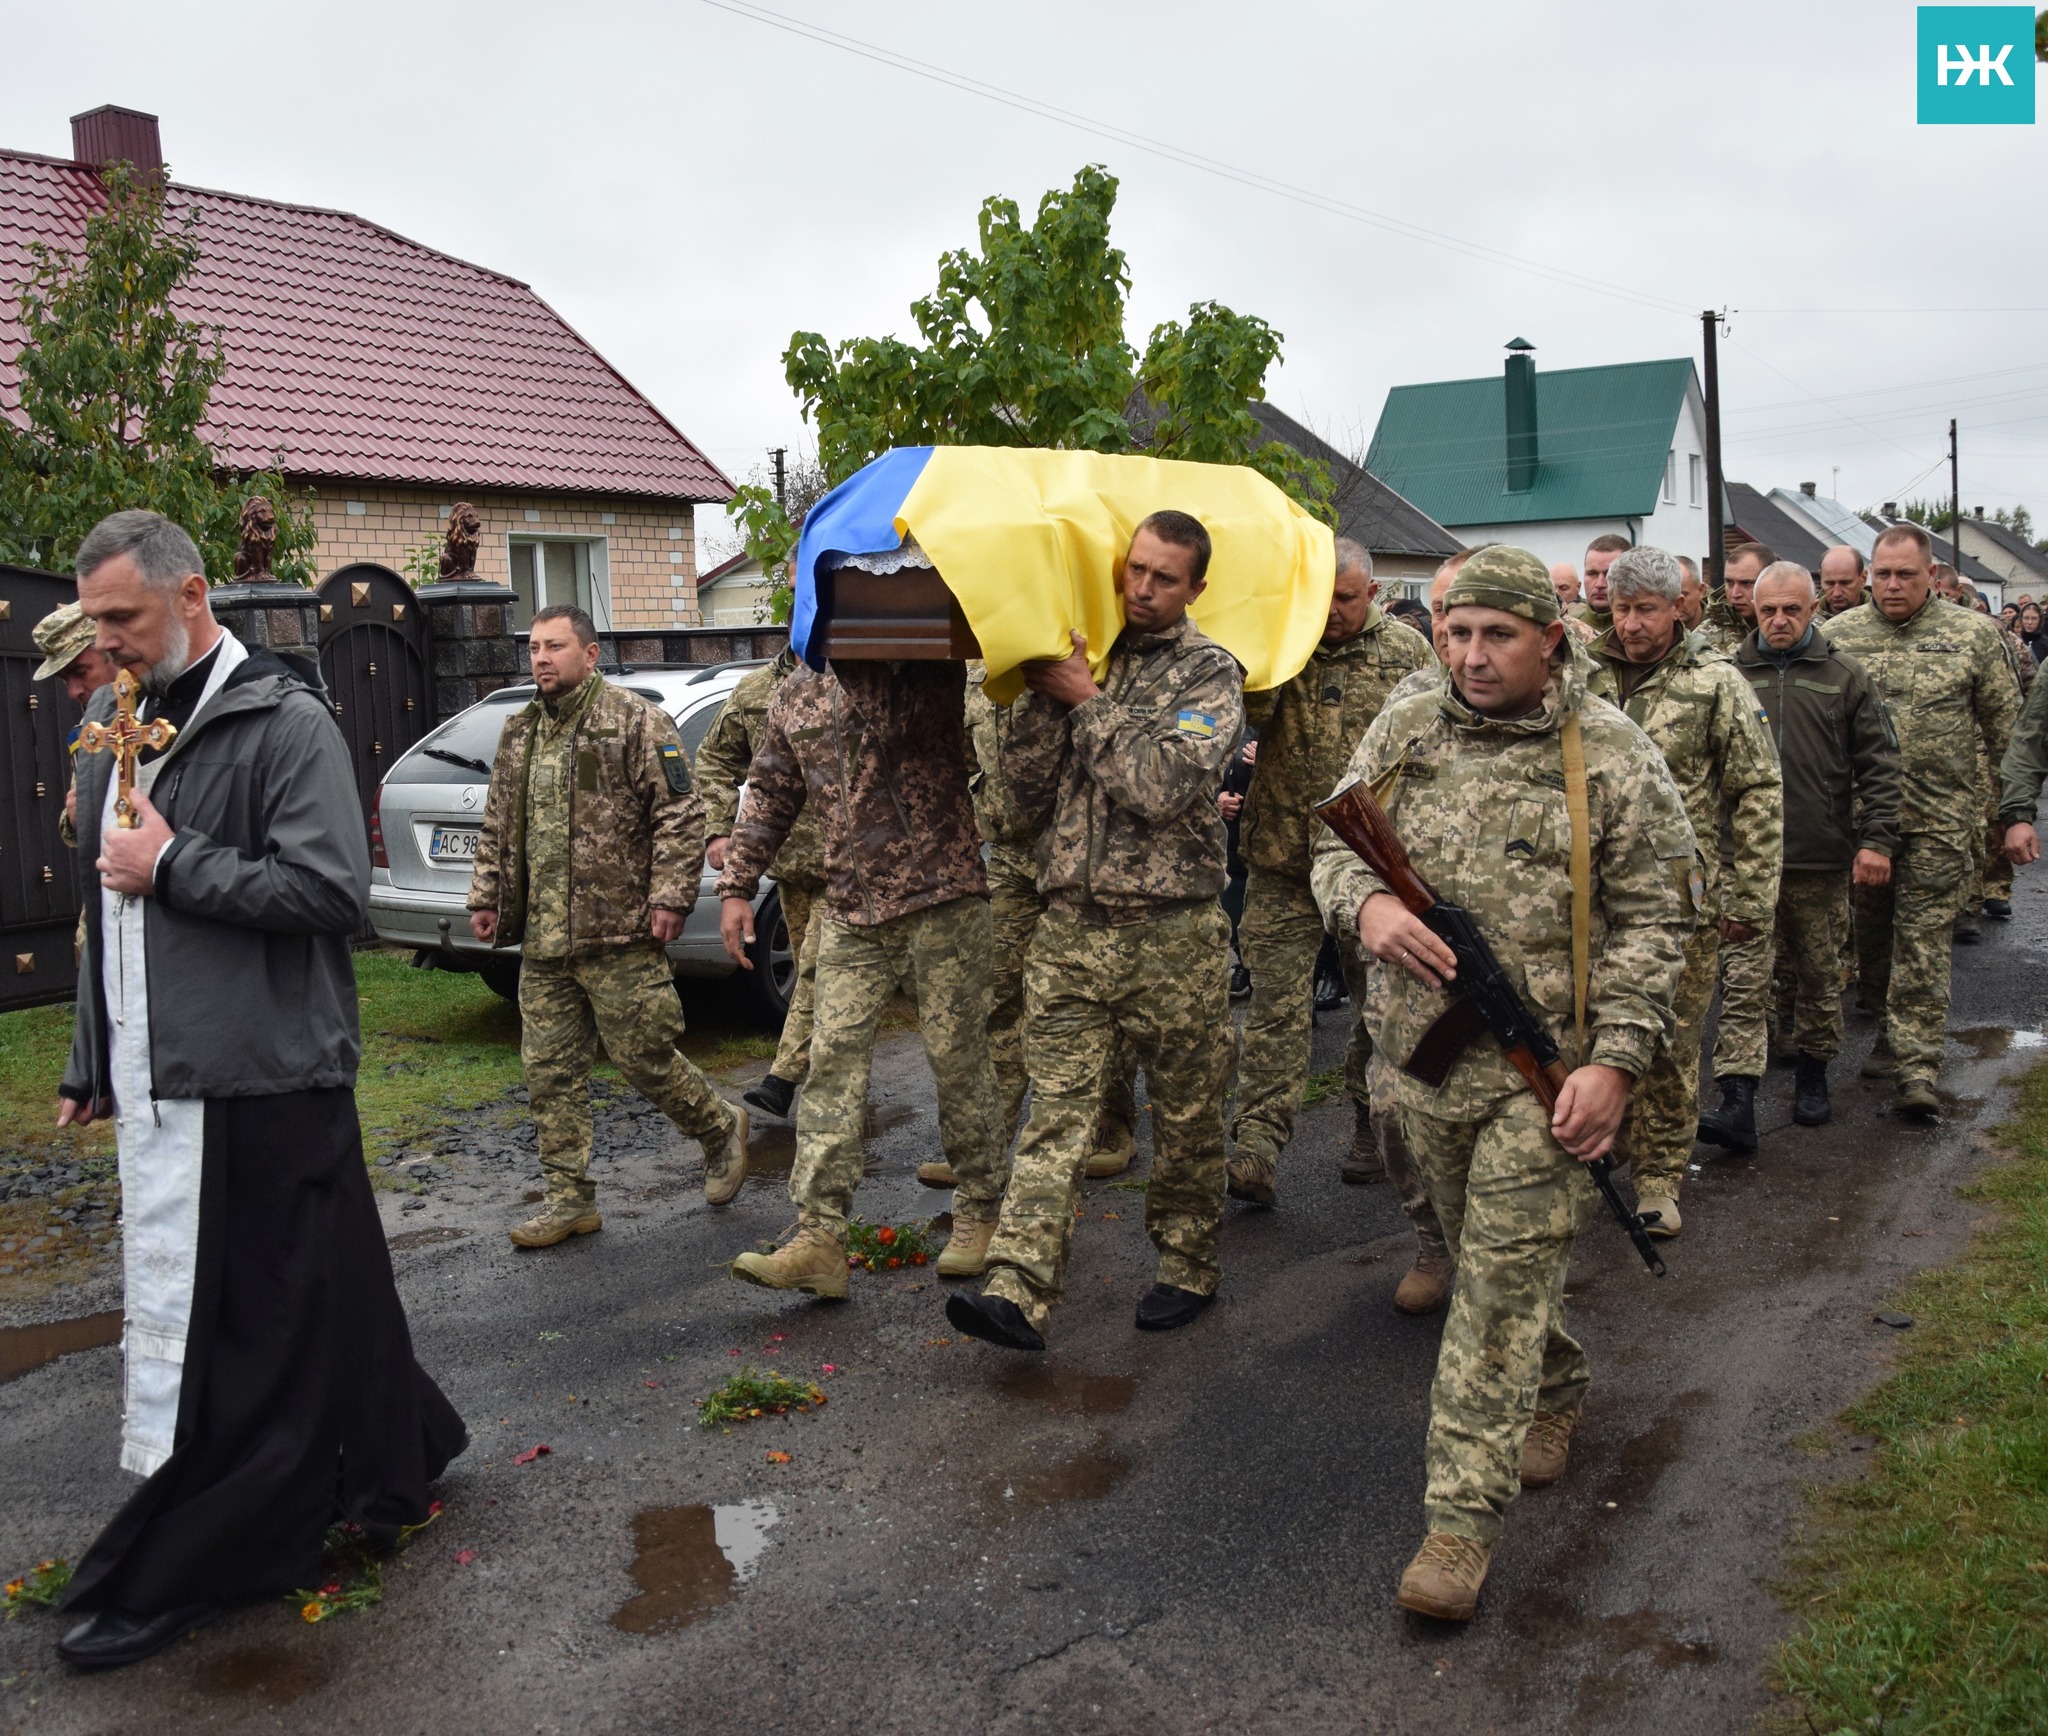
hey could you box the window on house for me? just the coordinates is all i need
[508,537,610,629]
[1663,450,1677,505]
[1689,454,1704,506]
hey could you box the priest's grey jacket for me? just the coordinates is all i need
[63,647,370,1106]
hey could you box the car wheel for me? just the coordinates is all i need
[739,887,796,1024]
[478,958,521,1001]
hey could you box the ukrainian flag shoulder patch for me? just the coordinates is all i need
[658,739,693,794]
[1176,709,1217,738]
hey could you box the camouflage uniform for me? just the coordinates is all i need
[1823,600,2020,1089]
[717,661,1003,1232]
[980,612,1245,1332]
[469,672,736,1208]
[1589,630,1781,1201]
[1694,596,1749,656]
[696,650,828,1083]
[1997,661,2048,828]
[1232,606,1433,1183]
[1310,552,1695,1548]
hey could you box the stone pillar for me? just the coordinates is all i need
[418,579,520,722]
[211,579,321,658]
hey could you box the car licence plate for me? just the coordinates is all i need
[429,825,480,863]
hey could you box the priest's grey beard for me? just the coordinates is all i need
[141,615,192,696]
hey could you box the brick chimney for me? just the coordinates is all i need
[70,106,162,176]
[1799,481,1817,497]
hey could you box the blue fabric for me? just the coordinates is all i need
[790,447,934,668]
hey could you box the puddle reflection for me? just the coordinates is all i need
[611,1499,779,1635]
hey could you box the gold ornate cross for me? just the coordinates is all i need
[78,670,177,829]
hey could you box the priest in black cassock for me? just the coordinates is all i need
[53,509,466,1670]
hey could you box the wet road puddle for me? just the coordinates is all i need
[994,1364,1136,1417]
[0,1309,121,1385]
[387,1226,470,1251]
[744,1102,907,1186]
[611,1499,779,1634]
[1951,1025,2046,1060]
[192,1644,330,1705]
[983,1436,1131,1516]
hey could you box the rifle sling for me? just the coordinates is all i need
[1560,709,1591,1068]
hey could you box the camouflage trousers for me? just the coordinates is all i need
[1364,1033,1451,1259]
[792,896,1004,1234]
[988,843,1135,1149]
[1855,831,1973,1087]
[1404,1091,1593,1547]
[768,877,823,1084]
[1979,762,2012,903]
[1618,921,1717,1201]
[520,945,737,1208]
[1768,870,1850,1062]
[985,902,1234,1329]
[1711,922,1772,1080]
[1231,866,1371,1168]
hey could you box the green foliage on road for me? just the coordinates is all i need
[0,161,316,582]
[1776,1058,2048,1733]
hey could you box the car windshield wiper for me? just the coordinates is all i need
[421,747,493,776]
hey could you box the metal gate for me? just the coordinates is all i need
[0,565,84,1013]
[316,564,433,822]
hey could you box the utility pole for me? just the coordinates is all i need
[772,447,788,510]
[1948,419,1960,569]
[1702,310,1726,589]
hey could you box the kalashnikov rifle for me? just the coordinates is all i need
[1313,777,1667,1276]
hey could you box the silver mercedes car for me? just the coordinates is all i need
[366,662,795,1020]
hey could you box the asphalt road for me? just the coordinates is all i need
[4,863,2045,1735]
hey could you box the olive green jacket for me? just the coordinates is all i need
[1997,666,2048,825]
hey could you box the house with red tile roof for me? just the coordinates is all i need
[1,106,733,630]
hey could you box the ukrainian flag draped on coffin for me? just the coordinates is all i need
[791,447,1335,705]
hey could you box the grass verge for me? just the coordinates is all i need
[1773,1057,2048,1734]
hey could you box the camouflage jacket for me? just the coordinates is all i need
[1731,629,1901,872]
[1241,605,1434,880]
[1998,664,2048,824]
[1573,601,1612,637]
[1006,612,1244,922]
[1587,629,1782,928]
[1821,598,2020,836]
[468,673,705,953]
[1694,595,1749,656]
[715,660,986,926]
[966,663,1035,846]
[1309,656,1695,1118]
[693,649,826,887]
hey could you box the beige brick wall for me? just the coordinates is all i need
[305,486,703,629]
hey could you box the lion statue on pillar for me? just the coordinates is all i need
[440,502,483,582]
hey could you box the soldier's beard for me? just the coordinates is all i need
[141,616,192,696]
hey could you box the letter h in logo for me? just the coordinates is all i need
[1918,7,2036,123]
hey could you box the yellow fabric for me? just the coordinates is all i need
[895,448,1334,705]
[1561,709,1591,1068]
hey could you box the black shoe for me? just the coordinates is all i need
[1954,917,1984,944]
[1792,1054,1832,1127]
[1134,1283,1215,1332]
[742,1073,797,1119]
[1696,1076,1759,1152]
[1984,897,2013,920]
[56,1604,219,1671]
[946,1289,1045,1352]
[1228,963,1252,1003]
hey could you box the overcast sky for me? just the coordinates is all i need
[10,0,2046,544]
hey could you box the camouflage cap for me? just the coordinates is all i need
[32,602,96,682]
[1443,546,1560,626]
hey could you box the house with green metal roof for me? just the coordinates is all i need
[1365,341,1712,571]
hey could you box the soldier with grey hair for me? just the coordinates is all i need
[1589,546,1781,1234]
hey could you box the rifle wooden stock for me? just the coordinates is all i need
[1313,779,1437,916]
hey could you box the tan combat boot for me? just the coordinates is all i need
[935,1215,997,1278]
[509,1196,602,1249]
[1520,1411,1575,1489]
[730,1224,850,1299]
[1339,1101,1385,1185]
[1896,1078,1940,1118]
[703,1105,750,1207]
[1085,1126,1137,1180]
[1637,1194,1681,1239]
[1396,1534,1491,1621]
[916,1161,957,1189]
[1393,1250,1454,1315]
[1225,1152,1278,1207]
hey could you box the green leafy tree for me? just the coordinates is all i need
[776,165,1332,515]
[0,162,316,582]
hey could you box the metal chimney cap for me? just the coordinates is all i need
[1505,337,1536,352]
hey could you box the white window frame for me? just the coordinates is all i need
[1663,450,1677,505]
[506,534,613,631]
[1689,453,1704,506]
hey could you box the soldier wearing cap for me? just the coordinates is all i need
[1312,546,1694,1623]
[34,602,122,848]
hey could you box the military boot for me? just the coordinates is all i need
[1225,1152,1277,1207]
[1792,1055,1831,1127]
[1085,1126,1137,1181]
[1393,1250,1454,1315]
[1862,1033,1898,1078]
[730,1224,849,1299]
[1895,1078,1940,1119]
[1953,910,1984,945]
[1984,896,2013,920]
[1520,1411,1575,1489]
[702,1105,750,1207]
[742,1072,797,1119]
[1696,1077,1758,1152]
[509,1194,601,1249]
[916,1160,957,1189]
[935,1216,996,1279]
[1339,1101,1385,1185]
[1395,1534,1491,1622]
[1638,1193,1681,1239]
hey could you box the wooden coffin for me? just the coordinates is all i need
[813,566,981,660]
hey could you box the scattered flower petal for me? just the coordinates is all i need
[512,1443,552,1466]
[765,1450,792,1464]
[454,1549,478,1567]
